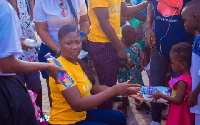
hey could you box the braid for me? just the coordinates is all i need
[67,0,78,23]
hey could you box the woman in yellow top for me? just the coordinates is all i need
[49,25,141,125]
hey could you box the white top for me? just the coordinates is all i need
[190,34,200,114]
[0,0,23,76]
[33,0,87,46]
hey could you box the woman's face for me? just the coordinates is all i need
[59,32,82,60]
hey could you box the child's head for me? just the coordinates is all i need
[122,25,137,45]
[58,24,82,60]
[181,0,200,33]
[170,42,192,73]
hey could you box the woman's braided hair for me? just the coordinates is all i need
[67,0,78,24]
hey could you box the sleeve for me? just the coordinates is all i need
[79,0,87,16]
[0,2,22,59]
[90,0,108,8]
[33,0,47,22]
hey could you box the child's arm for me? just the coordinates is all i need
[151,81,187,105]
[139,49,145,71]
[137,22,143,41]
[185,81,200,107]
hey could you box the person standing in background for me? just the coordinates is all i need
[87,0,149,109]
[0,0,65,124]
[7,0,43,116]
[145,0,194,125]
[33,0,90,106]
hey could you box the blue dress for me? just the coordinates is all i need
[118,44,144,85]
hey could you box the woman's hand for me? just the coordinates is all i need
[149,88,163,102]
[112,83,140,96]
[129,94,146,101]
[21,38,34,50]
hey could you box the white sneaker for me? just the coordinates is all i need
[150,121,161,125]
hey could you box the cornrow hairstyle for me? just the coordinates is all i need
[67,0,78,24]
[170,42,192,67]
[58,24,95,85]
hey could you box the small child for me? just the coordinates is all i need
[151,42,194,125]
[118,25,149,116]
[181,0,200,124]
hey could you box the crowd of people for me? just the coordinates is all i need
[0,0,200,125]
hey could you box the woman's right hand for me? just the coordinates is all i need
[112,83,140,96]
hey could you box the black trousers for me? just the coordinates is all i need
[0,75,37,125]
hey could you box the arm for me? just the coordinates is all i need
[121,1,148,17]
[93,8,127,59]
[7,0,18,13]
[35,22,60,56]
[79,14,90,35]
[152,81,187,105]
[135,13,147,22]
[186,81,200,107]
[145,2,155,48]
[137,22,143,41]
[0,55,65,83]
[61,83,140,112]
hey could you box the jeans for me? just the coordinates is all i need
[150,49,177,123]
[75,109,126,125]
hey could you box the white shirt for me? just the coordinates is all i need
[33,0,87,46]
[190,34,200,114]
[0,0,23,76]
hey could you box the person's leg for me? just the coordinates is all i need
[76,109,126,125]
[0,76,37,125]
[87,42,119,109]
[75,121,107,125]
[26,71,43,116]
[121,96,129,117]
[150,49,169,123]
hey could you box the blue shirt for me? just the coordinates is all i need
[152,0,193,57]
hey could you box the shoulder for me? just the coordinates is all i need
[180,74,192,86]
[0,1,13,17]
[193,34,200,56]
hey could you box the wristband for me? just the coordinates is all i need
[80,31,85,39]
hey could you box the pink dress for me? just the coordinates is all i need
[166,74,194,125]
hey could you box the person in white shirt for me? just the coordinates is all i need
[0,0,65,124]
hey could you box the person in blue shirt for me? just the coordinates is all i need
[145,0,194,125]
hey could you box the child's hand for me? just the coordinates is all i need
[149,88,162,103]
[185,90,199,107]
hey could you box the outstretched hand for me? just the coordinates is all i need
[148,88,162,103]
[185,91,199,108]
[113,83,140,96]
[46,64,66,84]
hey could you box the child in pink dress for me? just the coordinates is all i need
[150,42,194,125]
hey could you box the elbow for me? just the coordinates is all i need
[71,105,85,112]
[174,100,182,105]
